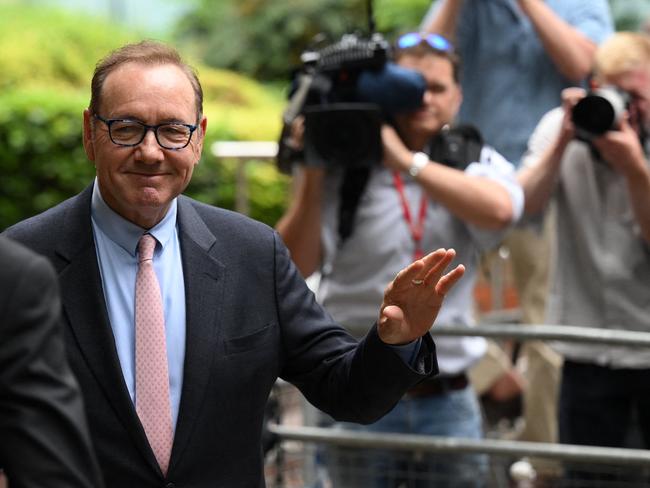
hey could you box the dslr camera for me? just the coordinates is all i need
[276,29,426,173]
[571,86,630,141]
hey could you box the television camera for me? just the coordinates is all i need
[276,3,426,173]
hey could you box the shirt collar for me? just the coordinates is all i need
[90,179,178,257]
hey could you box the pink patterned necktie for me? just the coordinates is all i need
[135,234,173,475]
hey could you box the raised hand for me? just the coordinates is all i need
[378,248,465,345]
[593,115,647,179]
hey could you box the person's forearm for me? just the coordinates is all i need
[518,139,566,215]
[275,168,324,277]
[518,0,596,81]
[424,0,465,41]
[413,161,514,230]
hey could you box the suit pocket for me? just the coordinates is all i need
[224,323,274,355]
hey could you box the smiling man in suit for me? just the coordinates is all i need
[2,41,465,487]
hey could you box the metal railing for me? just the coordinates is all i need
[268,424,650,467]
[266,324,650,486]
[269,323,650,465]
[211,140,278,215]
[430,323,650,347]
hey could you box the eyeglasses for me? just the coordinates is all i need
[93,113,198,150]
[396,32,453,52]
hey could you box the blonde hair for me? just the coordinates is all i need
[594,32,650,80]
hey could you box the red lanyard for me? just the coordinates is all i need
[392,171,428,260]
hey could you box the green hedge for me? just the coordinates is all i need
[0,89,91,228]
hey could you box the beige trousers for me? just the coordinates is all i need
[471,216,562,448]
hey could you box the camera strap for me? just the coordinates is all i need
[392,171,427,261]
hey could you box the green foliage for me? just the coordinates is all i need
[189,158,290,227]
[374,0,434,37]
[0,88,92,229]
[174,0,441,82]
[0,4,138,92]
[175,0,367,81]
[0,4,289,230]
[200,68,284,141]
[609,0,650,31]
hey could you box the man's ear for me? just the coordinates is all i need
[453,86,463,116]
[82,109,96,162]
[194,115,208,165]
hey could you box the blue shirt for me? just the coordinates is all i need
[90,181,186,429]
[424,0,613,166]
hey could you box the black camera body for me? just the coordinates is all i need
[276,31,426,173]
[571,86,630,141]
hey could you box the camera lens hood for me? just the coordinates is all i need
[572,86,628,140]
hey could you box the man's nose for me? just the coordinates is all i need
[423,89,434,105]
[136,129,164,162]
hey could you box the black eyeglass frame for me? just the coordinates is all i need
[93,113,198,150]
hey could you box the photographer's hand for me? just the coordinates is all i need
[518,88,584,215]
[381,125,413,173]
[377,248,464,345]
[593,116,646,178]
[288,115,305,152]
[592,116,650,244]
[558,87,585,144]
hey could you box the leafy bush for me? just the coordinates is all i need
[175,0,367,81]
[0,89,91,229]
[175,0,435,82]
[0,4,137,93]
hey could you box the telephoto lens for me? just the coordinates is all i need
[571,86,628,141]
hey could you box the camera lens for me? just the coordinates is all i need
[571,87,628,140]
[572,95,616,136]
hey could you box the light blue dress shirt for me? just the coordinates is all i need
[90,181,186,429]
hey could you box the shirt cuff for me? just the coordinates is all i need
[389,337,423,367]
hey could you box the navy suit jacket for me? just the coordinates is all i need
[4,186,437,487]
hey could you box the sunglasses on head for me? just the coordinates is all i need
[396,32,453,52]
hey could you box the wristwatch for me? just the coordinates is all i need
[408,152,430,178]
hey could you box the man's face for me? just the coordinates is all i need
[83,62,207,227]
[393,53,462,139]
[603,64,650,130]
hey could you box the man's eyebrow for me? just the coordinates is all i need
[156,117,192,124]
[104,113,141,121]
[427,81,446,89]
[106,114,191,124]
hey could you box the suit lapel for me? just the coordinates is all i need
[169,197,225,470]
[56,187,160,473]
